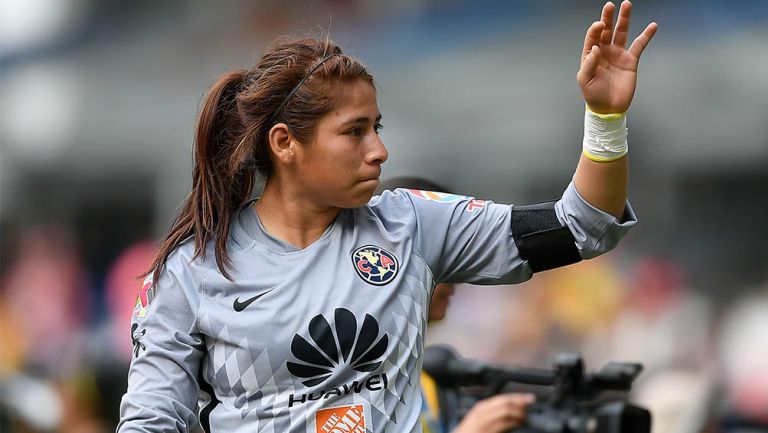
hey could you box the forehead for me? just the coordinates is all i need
[325,80,379,123]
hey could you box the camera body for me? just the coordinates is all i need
[519,400,650,433]
[423,347,651,433]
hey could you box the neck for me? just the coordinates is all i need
[254,179,341,249]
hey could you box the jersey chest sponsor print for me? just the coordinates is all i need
[287,308,389,406]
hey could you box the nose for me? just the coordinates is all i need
[367,134,388,165]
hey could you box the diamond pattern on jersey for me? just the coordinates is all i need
[196,255,431,432]
[201,310,298,431]
[364,268,428,432]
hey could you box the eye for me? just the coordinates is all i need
[374,123,383,134]
[348,127,363,137]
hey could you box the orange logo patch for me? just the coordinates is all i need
[316,405,366,433]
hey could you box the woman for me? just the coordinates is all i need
[118,2,656,432]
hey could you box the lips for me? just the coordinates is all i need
[358,176,380,185]
[360,168,381,183]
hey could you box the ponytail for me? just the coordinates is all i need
[148,70,254,282]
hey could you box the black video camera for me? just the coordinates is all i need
[423,346,651,433]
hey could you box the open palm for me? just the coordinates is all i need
[577,1,658,114]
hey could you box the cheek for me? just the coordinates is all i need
[312,154,353,182]
[302,147,358,189]
[319,147,360,177]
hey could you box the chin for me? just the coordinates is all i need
[334,193,374,209]
[348,184,377,207]
[353,192,375,207]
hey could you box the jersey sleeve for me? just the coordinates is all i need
[117,250,206,433]
[372,181,636,285]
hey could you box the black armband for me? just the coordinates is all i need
[511,201,582,273]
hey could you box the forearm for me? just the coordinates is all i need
[572,152,627,219]
[571,0,657,221]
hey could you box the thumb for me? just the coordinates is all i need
[578,45,601,83]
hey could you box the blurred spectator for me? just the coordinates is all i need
[1,226,90,376]
[494,279,552,366]
[536,256,625,364]
[609,258,712,374]
[610,258,715,433]
[633,368,715,433]
[56,374,109,433]
[0,296,25,374]
[426,283,528,363]
[716,283,768,429]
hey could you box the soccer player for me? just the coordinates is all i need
[118,2,656,432]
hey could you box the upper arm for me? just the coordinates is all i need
[117,258,206,433]
[373,189,530,285]
[371,183,636,286]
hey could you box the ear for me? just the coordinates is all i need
[268,123,296,164]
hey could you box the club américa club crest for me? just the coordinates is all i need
[351,245,399,286]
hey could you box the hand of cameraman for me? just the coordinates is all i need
[451,393,536,433]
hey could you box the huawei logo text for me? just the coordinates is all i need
[286,308,389,406]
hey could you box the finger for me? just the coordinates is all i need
[508,393,536,405]
[495,417,523,433]
[578,45,601,82]
[613,0,633,49]
[503,401,527,418]
[499,406,526,429]
[599,2,616,46]
[629,22,658,59]
[582,21,606,59]
[507,394,535,416]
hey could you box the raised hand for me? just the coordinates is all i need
[577,1,657,114]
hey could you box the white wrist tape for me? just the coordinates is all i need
[582,106,628,162]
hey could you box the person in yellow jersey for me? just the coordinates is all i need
[376,177,536,433]
[422,283,537,433]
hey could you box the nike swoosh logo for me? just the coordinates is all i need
[233,289,274,312]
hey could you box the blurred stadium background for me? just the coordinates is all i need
[1,0,766,432]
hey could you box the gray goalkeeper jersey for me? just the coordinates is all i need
[118,183,636,433]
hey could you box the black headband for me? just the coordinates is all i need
[267,54,338,125]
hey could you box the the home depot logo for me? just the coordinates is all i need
[315,405,366,433]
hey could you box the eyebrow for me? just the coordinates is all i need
[342,114,383,126]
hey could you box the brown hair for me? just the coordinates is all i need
[147,38,374,281]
